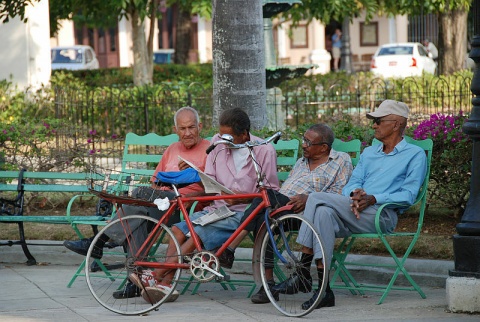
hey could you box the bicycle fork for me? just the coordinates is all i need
[264,209,298,268]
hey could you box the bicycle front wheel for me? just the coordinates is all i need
[85,215,182,315]
[259,213,328,317]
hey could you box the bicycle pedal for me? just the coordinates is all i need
[216,274,230,282]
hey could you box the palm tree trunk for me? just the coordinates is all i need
[131,9,152,86]
[212,0,266,129]
[438,9,468,75]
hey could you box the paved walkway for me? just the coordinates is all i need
[1,242,478,321]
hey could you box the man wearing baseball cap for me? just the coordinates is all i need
[271,99,427,310]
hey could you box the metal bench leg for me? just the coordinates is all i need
[18,222,37,266]
[67,259,87,287]
[331,237,364,295]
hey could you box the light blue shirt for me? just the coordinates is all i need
[332,33,341,48]
[342,139,427,207]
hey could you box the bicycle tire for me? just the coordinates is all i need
[259,213,328,317]
[85,215,182,315]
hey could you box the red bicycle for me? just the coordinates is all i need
[85,132,327,317]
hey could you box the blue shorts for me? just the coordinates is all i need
[174,209,244,250]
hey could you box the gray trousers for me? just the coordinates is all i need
[297,192,398,265]
[106,186,177,256]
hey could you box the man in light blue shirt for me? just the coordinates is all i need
[271,100,427,310]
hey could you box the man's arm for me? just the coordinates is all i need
[287,194,308,213]
[342,149,367,197]
[261,145,281,191]
[150,143,174,188]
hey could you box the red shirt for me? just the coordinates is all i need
[152,139,210,195]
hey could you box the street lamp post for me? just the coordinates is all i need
[340,16,353,73]
[446,0,480,313]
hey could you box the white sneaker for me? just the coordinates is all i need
[129,269,157,288]
[130,270,179,303]
[141,284,179,304]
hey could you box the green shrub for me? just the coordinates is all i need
[51,63,213,88]
[0,118,122,172]
[407,112,472,217]
[330,114,374,148]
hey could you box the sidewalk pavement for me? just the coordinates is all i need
[1,241,479,321]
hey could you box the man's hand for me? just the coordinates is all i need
[178,160,190,171]
[350,189,376,219]
[287,194,308,213]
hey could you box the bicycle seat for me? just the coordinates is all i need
[154,168,201,188]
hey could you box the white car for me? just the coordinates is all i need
[51,45,100,71]
[370,42,437,78]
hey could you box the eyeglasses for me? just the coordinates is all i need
[372,117,397,126]
[302,137,330,147]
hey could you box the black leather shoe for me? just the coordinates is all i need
[219,248,235,269]
[213,247,235,269]
[112,282,141,299]
[271,272,312,294]
[301,288,335,310]
[250,281,279,304]
[63,238,103,259]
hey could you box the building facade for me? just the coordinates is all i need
[51,10,412,75]
[0,1,51,90]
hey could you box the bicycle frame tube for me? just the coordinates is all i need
[133,191,267,268]
[213,189,271,256]
[131,201,178,259]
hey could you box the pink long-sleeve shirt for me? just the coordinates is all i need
[204,133,280,213]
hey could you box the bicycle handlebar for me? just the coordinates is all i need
[206,131,282,154]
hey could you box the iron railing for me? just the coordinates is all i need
[1,75,473,172]
[52,75,473,137]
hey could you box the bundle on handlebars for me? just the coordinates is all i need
[205,131,282,154]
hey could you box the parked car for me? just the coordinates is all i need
[51,45,99,71]
[370,42,437,78]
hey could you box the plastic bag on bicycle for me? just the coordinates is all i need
[154,168,201,186]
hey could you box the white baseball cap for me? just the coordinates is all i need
[366,100,409,119]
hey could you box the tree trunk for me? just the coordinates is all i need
[175,8,192,64]
[146,0,159,80]
[212,0,266,130]
[131,9,152,86]
[438,9,468,75]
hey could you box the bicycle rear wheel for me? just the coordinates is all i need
[259,213,328,317]
[85,215,182,315]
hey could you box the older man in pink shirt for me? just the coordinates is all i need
[64,106,210,300]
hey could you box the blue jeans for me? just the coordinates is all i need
[175,209,244,250]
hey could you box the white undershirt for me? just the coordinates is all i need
[232,148,249,174]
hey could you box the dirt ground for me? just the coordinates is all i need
[398,211,458,236]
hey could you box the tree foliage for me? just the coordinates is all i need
[2,0,474,77]
[285,0,473,74]
[0,0,34,23]
[286,0,471,25]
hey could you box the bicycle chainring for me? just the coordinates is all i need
[190,251,221,282]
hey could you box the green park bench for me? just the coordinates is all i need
[0,170,109,266]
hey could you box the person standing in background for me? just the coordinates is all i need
[331,28,342,72]
[423,39,438,62]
